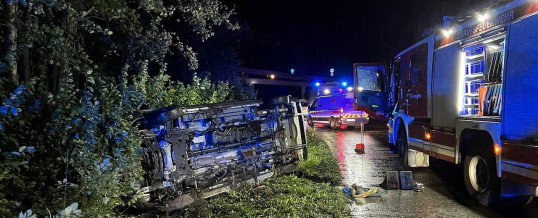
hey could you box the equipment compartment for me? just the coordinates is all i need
[461,38,505,116]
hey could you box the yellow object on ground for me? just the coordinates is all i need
[352,187,379,198]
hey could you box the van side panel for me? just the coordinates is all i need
[503,14,538,141]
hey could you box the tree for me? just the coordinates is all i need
[0,0,246,216]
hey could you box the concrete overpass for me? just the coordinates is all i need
[239,68,331,99]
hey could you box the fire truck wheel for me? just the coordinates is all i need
[329,117,338,129]
[396,127,409,168]
[463,152,500,206]
[307,116,314,127]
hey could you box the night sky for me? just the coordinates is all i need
[230,0,489,79]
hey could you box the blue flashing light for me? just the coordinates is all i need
[342,81,347,87]
[315,82,320,87]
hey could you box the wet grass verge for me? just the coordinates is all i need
[179,127,348,217]
[298,127,343,185]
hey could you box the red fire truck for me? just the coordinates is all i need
[388,0,538,206]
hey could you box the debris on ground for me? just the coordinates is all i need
[379,170,424,192]
[414,182,424,192]
[399,171,414,190]
[342,184,383,199]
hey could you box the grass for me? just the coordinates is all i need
[298,127,342,185]
[179,127,349,217]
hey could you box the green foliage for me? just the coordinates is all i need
[298,128,343,185]
[0,72,247,217]
[182,175,349,218]
[0,0,250,216]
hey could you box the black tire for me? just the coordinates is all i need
[307,116,314,127]
[396,127,409,168]
[463,151,500,206]
[329,117,338,130]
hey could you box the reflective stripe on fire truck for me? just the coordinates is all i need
[502,159,538,185]
[408,137,456,163]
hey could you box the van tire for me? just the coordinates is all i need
[329,118,338,130]
[307,116,314,127]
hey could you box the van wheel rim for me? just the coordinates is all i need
[469,155,489,193]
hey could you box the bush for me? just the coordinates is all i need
[0,72,251,216]
[0,0,249,216]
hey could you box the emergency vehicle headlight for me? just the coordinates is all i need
[323,89,330,95]
[346,87,353,92]
[477,12,489,22]
[442,28,453,38]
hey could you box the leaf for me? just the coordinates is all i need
[69,202,79,211]
[0,62,7,73]
[10,106,18,116]
[87,77,95,84]
[0,106,7,115]
[64,205,72,216]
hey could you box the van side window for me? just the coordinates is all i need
[312,99,319,109]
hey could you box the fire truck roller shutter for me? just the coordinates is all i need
[432,43,461,129]
[503,14,538,141]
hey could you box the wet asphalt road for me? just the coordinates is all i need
[314,121,538,218]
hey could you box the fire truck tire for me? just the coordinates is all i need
[396,127,409,168]
[307,116,314,127]
[463,151,500,206]
[329,117,338,130]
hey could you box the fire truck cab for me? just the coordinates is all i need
[388,0,538,206]
[353,63,390,120]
